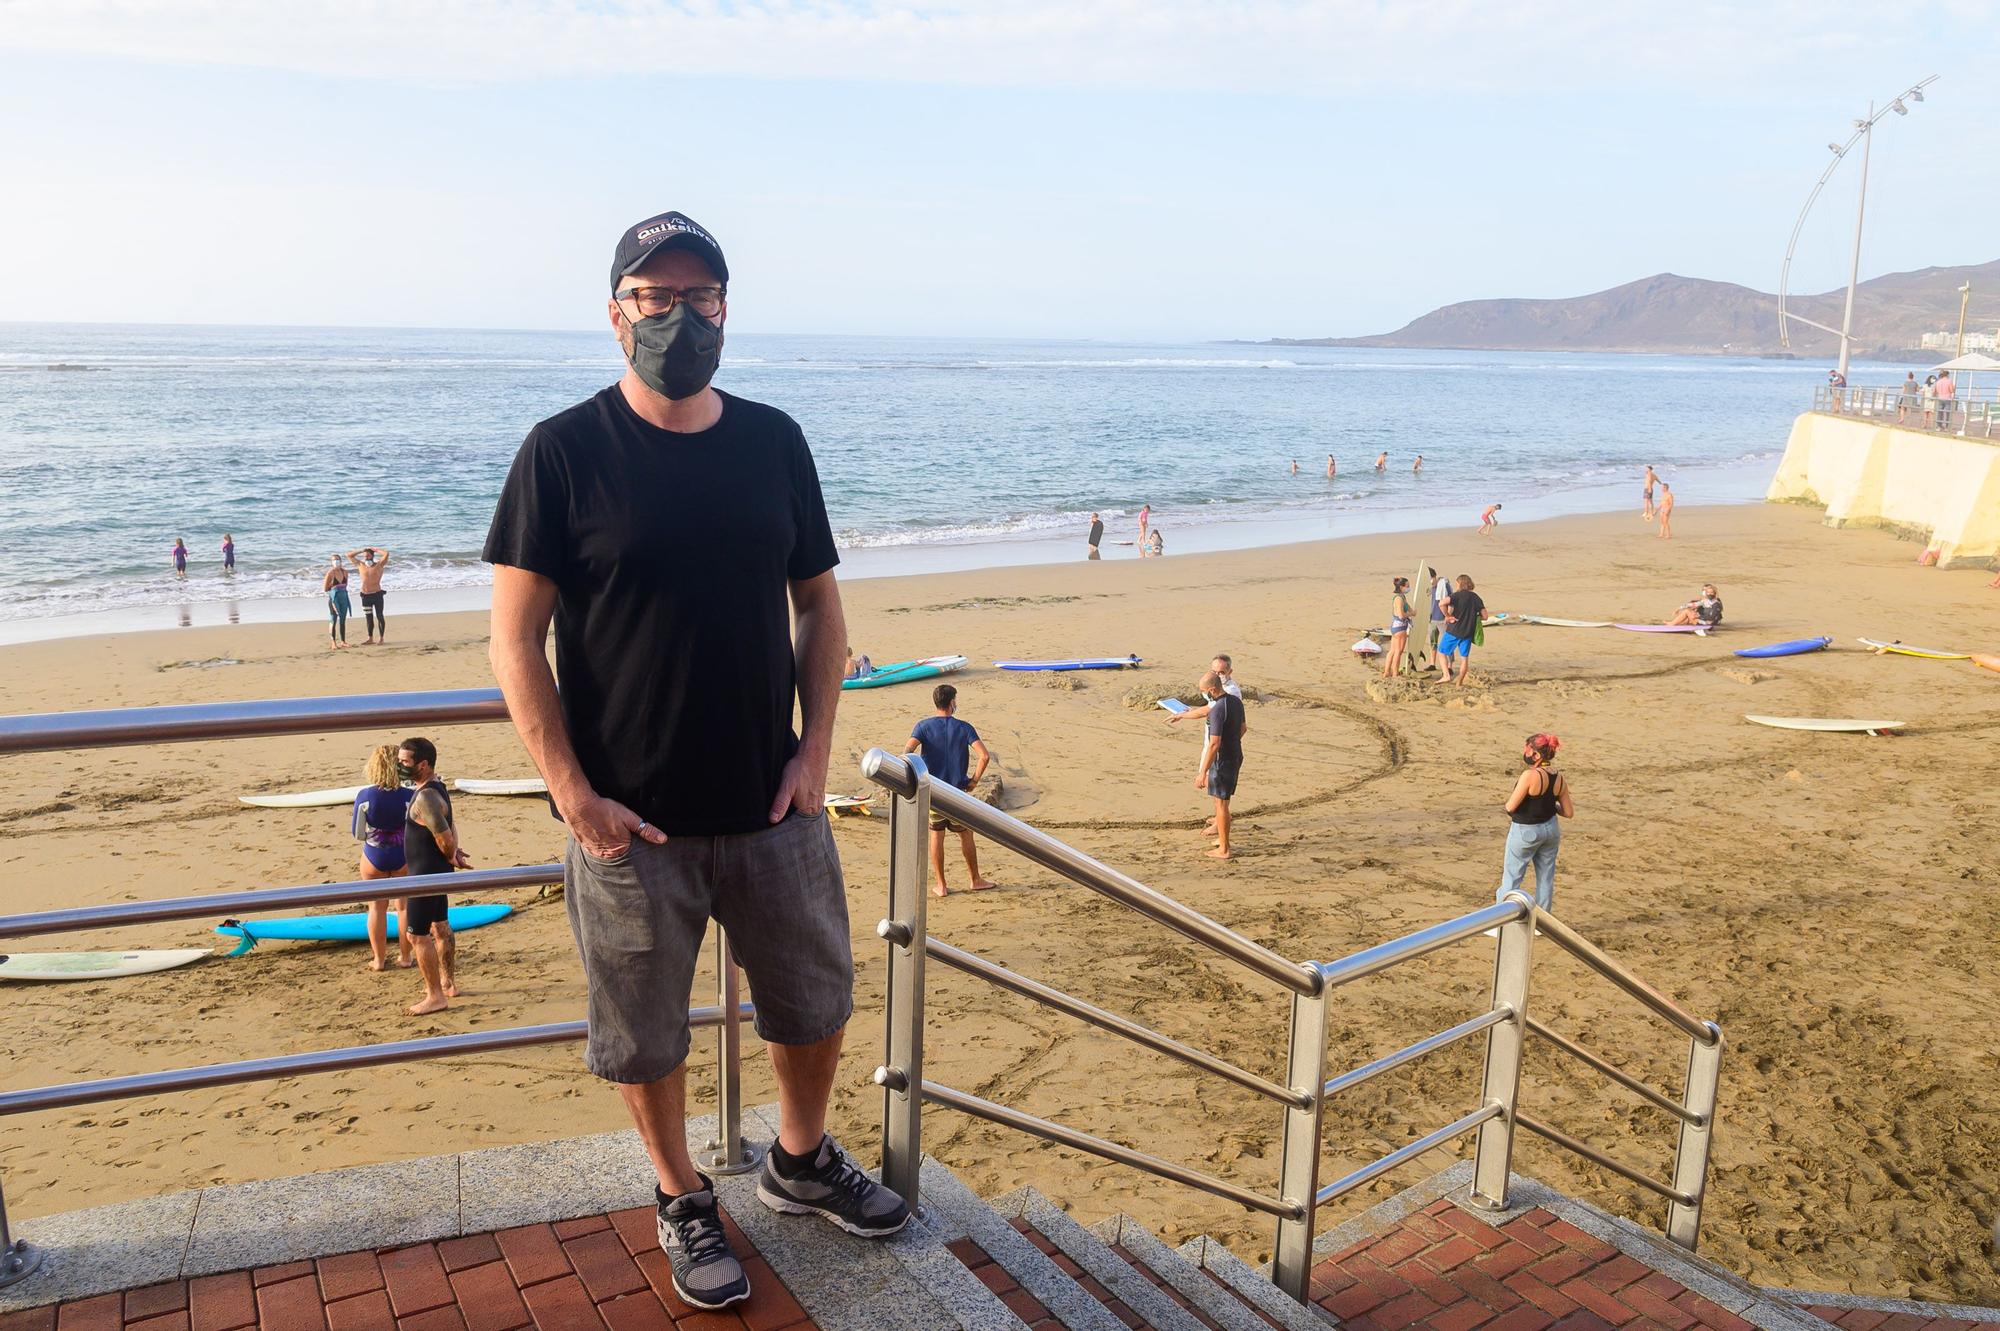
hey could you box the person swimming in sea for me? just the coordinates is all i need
[1374,452,1387,471]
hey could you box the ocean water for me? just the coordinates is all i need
[0,324,1810,633]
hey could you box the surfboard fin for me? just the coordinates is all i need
[219,919,259,957]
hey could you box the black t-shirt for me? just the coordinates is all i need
[482,387,839,835]
[1446,589,1486,639]
[1206,693,1245,767]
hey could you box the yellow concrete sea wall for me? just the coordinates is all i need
[1765,412,2000,567]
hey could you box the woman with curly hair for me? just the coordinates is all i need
[351,743,417,971]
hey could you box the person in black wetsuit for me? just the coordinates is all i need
[399,736,470,1016]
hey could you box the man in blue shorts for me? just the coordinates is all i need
[906,684,994,896]
[1438,574,1486,687]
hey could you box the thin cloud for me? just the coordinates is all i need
[0,1,1980,94]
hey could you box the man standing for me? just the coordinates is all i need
[905,684,994,897]
[348,546,391,644]
[1641,465,1658,519]
[399,737,468,1016]
[484,211,905,1313]
[1193,671,1244,860]
[1438,575,1486,687]
[1935,369,1957,431]
[1086,511,1103,559]
[1656,482,1675,540]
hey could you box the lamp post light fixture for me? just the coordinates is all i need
[1957,282,1971,359]
[1779,76,1940,380]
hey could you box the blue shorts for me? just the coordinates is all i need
[1438,631,1474,657]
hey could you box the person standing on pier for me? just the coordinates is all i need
[485,210,907,1314]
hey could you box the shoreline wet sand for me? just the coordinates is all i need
[1,503,1995,1301]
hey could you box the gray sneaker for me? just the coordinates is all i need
[657,1178,750,1310]
[756,1134,911,1237]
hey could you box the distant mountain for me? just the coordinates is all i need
[1277,260,2000,358]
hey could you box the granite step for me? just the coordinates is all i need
[1173,1235,1340,1331]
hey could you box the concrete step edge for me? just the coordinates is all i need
[1174,1236,1338,1331]
[921,1171,1127,1331]
[1087,1215,1273,1331]
[1002,1188,1209,1331]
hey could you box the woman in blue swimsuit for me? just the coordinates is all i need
[323,554,351,649]
[352,744,416,971]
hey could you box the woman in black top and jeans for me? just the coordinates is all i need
[1498,733,1573,910]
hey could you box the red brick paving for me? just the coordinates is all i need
[1,1203,816,1331]
[1311,1198,1770,1331]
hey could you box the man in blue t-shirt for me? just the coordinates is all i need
[905,684,994,897]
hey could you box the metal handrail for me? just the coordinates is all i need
[1323,1008,1514,1099]
[862,749,1319,996]
[0,1005,727,1117]
[923,935,1309,1109]
[1315,1104,1503,1206]
[894,1076,1303,1221]
[1530,910,1718,1045]
[1317,900,1524,989]
[0,864,561,941]
[864,752,1725,1310]
[1516,1112,1694,1207]
[1526,1018,1705,1127]
[0,688,762,1294]
[0,688,508,754]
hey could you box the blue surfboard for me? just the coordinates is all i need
[216,904,513,955]
[1733,637,1832,659]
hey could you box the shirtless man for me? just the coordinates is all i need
[1412,454,1424,474]
[1478,502,1501,535]
[1374,452,1387,471]
[1642,465,1658,520]
[348,546,391,644]
[1325,454,1335,479]
[1656,483,1675,540]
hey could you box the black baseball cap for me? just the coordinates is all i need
[609,211,729,292]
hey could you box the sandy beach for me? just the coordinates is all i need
[1,502,1995,1303]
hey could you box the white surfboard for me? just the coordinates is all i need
[239,786,364,808]
[454,778,550,796]
[1517,616,1613,628]
[1856,638,1969,661]
[0,948,210,981]
[824,793,872,817]
[1744,715,1905,734]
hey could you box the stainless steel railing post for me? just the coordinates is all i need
[1664,1023,1723,1248]
[702,927,759,1175]
[1469,894,1535,1209]
[0,1176,46,1289]
[1270,979,1329,1302]
[873,752,931,1214]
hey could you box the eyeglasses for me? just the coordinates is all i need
[616,285,726,318]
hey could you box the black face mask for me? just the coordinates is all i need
[624,302,723,401]
[396,762,417,782]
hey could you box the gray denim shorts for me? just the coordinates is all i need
[563,809,853,1084]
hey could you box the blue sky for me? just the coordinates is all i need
[2,2,1996,340]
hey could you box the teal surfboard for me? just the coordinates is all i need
[216,904,512,955]
[841,655,968,690]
